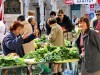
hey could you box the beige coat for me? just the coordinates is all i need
[49,23,64,46]
[21,21,35,54]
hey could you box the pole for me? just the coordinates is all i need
[38,0,45,31]
[24,0,29,18]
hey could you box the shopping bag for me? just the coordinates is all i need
[41,64,51,74]
[63,70,74,75]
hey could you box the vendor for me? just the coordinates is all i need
[48,18,64,75]
[1,21,36,57]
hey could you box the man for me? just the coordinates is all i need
[46,11,56,35]
[17,15,35,54]
[72,14,79,26]
[48,18,64,75]
[93,10,100,32]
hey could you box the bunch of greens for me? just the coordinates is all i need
[43,47,61,62]
[0,56,26,67]
[34,35,48,49]
[24,45,79,62]
[64,39,71,47]
[24,48,48,62]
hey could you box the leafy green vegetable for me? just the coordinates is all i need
[0,56,26,67]
[24,46,79,62]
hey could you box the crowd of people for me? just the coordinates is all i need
[0,9,100,75]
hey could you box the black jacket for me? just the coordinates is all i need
[56,15,73,32]
[76,29,100,73]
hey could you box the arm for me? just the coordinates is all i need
[5,36,24,50]
[67,18,73,32]
[64,16,73,32]
[48,27,57,42]
[23,33,36,43]
[90,30,100,52]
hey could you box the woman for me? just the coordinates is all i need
[28,17,39,37]
[76,17,100,75]
[48,18,64,75]
[56,9,73,42]
[2,21,36,57]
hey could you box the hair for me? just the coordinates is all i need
[50,11,56,16]
[96,10,100,13]
[80,17,90,28]
[57,9,64,14]
[9,21,24,31]
[27,10,35,16]
[28,17,33,24]
[48,18,57,25]
[17,15,25,21]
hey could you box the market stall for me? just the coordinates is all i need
[0,35,80,75]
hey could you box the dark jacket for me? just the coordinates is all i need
[2,32,35,57]
[46,21,51,35]
[56,15,73,32]
[76,29,100,73]
[93,20,98,29]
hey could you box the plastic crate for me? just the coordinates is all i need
[0,66,27,75]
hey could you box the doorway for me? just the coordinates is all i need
[70,4,81,23]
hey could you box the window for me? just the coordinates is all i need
[4,0,21,14]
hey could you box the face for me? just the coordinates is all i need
[57,14,64,19]
[13,27,23,36]
[50,15,56,18]
[31,18,36,25]
[73,15,77,19]
[96,12,100,20]
[80,21,88,32]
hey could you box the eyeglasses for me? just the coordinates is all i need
[96,14,100,16]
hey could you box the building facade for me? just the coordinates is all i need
[3,0,86,28]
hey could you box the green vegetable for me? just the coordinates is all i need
[0,56,26,67]
[24,46,79,62]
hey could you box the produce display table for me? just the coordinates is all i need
[0,66,27,75]
[54,59,79,63]
[0,59,79,75]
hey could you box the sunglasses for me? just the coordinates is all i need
[58,15,62,16]
[96,14,100,16]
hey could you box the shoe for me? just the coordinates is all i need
[57,72,62,75]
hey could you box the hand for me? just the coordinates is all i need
[22,32,28,39]
[34,29,39,37]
